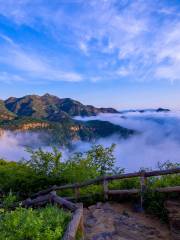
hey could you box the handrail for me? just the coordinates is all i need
[32,168,180,198]
[22,191,84,240]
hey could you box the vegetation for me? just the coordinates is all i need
[0,205,71,240]
[3,93,118,119]
[0,145,179,223]
[0,117,134,147]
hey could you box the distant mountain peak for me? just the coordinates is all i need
[42,93,57,98]
[1,93,119,121]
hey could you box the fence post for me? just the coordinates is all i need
[103,179,108,201]
[79,204,84,240]
[75,187,80,201]
[140,170,146,211]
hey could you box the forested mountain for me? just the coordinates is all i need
[4,93,118,119]
[0,94,134,146]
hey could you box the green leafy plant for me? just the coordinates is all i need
[2,190,17,210]
[86,144,116,175]
[0,205,71,240]
[25,147,63,177]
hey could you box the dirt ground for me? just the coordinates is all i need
[84,202,171,240]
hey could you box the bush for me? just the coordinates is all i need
[0,146,179,222]
[0,205,71,240]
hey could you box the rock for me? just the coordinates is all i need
[85,217,97,227]
[96,202,103,209]
[88,204,97,212]
[165,200,180,240]
[122,210,130,217]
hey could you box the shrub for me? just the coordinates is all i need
[0,205,71,240]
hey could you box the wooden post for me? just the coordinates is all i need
[79,215,84,240]
[140,170,146,212]
[103,179,108,201]
[63,205,84,240]
[75,187,80,201]
[77,203,84,240]
[50,191,77,211]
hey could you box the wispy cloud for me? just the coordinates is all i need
[0,0,180,83]
[0,72,25,84]
[0,34,83,83]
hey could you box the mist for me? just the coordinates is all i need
[0,131,46,161]
[0,111,180,172]
[75,111,180,171]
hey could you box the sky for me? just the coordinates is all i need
[0,0,180,109]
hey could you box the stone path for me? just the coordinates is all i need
[84,202,171,240]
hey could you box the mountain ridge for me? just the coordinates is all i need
[0,94,134,147]
[4,93,119,120]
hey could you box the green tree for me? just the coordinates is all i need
[87,144,116,175]
[25,147,62,177]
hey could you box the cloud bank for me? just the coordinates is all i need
[1,112,180,172]
[75,111,180,171]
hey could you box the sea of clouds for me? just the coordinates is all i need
[1,111,180,172]
[75,111,180,171]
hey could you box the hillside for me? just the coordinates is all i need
[4,93,118,119]
[0,94,134,146]
[0,117,134,146]
[0,100,16,120]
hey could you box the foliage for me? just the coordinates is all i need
[86,144,116,175]
[0,146,179,222]
[0,205,71,240]
[0,145,117,197]
[25,147,62,177]
[2,191,17,210]
[157,160,180,170]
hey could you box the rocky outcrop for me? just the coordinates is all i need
[165,200,180,240]
[1,122,49,132]
[0,114,14,120]
[16,122,49,131]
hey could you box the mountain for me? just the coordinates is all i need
[4,93,118,120]
[0,94,134,147]
[0,100,16,120]
[120,108,171,114]
[156,108,170,112]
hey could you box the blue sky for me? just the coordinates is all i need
[0,0,180,109]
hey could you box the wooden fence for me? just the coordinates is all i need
[22,168,180,240]
[22,191,84,240]
[32,168,180,209]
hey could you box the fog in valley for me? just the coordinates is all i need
[1,111,180,172]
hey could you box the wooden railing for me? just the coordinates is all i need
[23,168,179,240]
[32,168,180,201]
[22,191,84,240]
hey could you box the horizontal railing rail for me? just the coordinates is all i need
[23,168,180,239]
[32,168,180,198]
[22,191,84,240]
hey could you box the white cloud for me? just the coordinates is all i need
[0,34,83,82]
[0,0,180,82]
[116,67,132,77]
[0,72,25,84]
[79,42,89,55]
[155,22,180,81]
[75,111,180,171]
